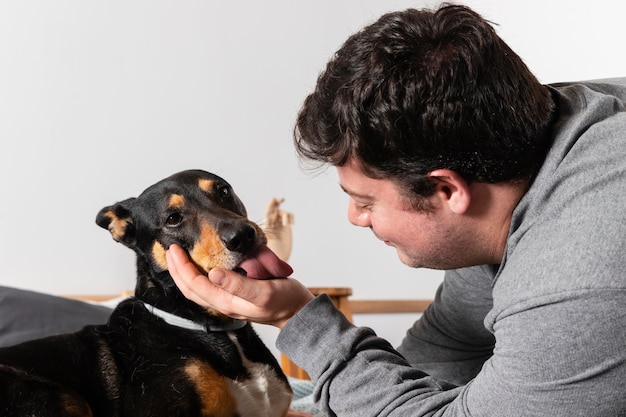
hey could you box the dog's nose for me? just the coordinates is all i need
[221,223,257,254]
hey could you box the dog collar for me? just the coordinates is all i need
[142,303,247,332]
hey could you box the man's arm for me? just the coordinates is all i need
[278,289,626,417]
[397,266,496,385]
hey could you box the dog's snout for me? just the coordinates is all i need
[221,223,257,254]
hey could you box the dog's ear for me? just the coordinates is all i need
[96,198,137,247]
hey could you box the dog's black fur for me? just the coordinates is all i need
[0,170,292,417]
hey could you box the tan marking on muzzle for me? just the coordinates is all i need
[152,241,168,271]
[189,223,232,272]
[198,179,214,193]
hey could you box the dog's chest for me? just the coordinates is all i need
[225,333,292,417]
[184,332,292,417]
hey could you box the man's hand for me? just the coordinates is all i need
[166,244,315,328]
[287,409,314,417]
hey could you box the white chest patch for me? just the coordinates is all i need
[226,332,292,417]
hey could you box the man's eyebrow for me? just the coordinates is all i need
[339,183,371,199]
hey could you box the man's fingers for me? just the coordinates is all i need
[210,268,263,303]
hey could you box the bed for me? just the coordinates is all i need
[0,285,431,374]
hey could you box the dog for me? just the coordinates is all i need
[0,169,293,417]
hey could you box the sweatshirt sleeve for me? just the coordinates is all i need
[397,266,495,385]
[277,294,462,417]
[277,288,626,417]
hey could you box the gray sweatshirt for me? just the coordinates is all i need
[277,78,626,416]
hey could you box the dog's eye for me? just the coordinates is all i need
[217,185,229,200]
[165,213,183,227]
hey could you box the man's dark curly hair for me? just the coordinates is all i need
[294,3,555,203]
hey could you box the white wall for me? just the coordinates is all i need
[1,1,624,347]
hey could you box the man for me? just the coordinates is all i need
[167,4,626,416]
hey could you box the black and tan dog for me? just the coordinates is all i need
[0,170,293,417]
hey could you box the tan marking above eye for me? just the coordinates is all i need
[151,241,168,271]
[168,194,185,208]
[198,178,214,193]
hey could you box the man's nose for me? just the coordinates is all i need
[347,201,371,228]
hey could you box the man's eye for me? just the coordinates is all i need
[166,213,183,227]
[354,199,373,210]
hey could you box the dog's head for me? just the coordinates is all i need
[96,170,266,284]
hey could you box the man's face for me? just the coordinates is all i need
[336,158,479,270]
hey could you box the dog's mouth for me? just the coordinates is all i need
[232,267,247,276]
[232,244,293,279]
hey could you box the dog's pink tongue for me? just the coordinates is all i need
[238,245,293,279]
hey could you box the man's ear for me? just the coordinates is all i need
[427,169,471,214]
